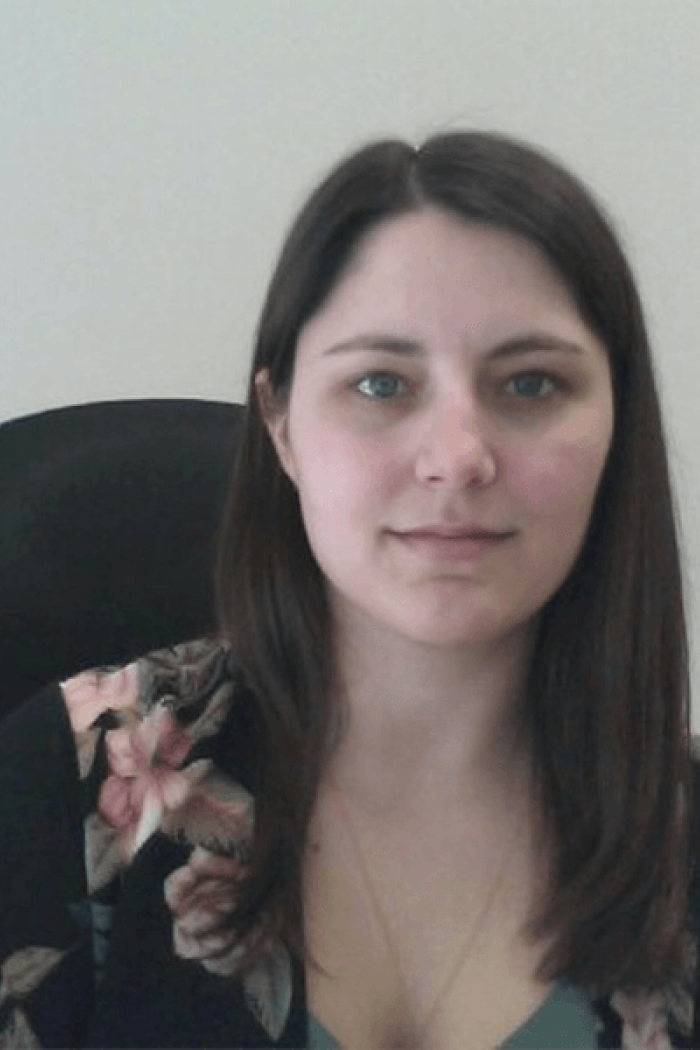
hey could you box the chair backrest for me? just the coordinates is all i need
[0,399,244,719]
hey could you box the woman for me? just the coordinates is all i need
[0,132,696,1048]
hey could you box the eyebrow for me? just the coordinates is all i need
[322,333,586,360]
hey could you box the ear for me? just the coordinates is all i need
[255,369,298,486]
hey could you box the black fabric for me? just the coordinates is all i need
[688,752,700,1048]
[0,399,244,719]
[0,684,86,958]
[0,674,308,1049]
[82,835,308,1049]
[0,688,98,1050]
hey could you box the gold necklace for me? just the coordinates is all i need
[330,782,521,1044]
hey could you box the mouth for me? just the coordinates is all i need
[389,528,515,561]
[397,527,511,539]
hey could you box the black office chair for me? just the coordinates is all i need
[0,399,244,720]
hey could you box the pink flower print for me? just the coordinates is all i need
[165,845,294,1038]
[161,768,254,854]
[61,662,140,733]
[99,703,207,855]
[165,846,248,976]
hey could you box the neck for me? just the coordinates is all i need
[325,616,537,817]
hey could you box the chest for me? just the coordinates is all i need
[302,796,556,1050]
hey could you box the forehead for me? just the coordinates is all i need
[350,207,563,291]
[297,206,597,357]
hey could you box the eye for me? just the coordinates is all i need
[503,372,560,400]
[353,372,410,400]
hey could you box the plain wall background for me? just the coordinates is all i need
[2,0,699,703]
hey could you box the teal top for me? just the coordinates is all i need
[499,982,599,1049]
[307,981,599,1048]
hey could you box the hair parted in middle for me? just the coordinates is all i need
[216,130,692,1002]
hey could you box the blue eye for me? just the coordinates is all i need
[352,371,561,404]
[354,373,407,400]
[505,373,558,399]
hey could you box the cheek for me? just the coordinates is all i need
[510,435,610,521]
[292,425,393,520]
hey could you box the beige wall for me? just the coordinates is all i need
[2,0,699,699]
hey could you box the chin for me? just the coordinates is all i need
[385,617,513,651]
[388,602,542,652]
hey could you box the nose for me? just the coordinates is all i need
[414,397,497,488]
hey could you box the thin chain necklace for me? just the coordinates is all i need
[330,780,522,1044]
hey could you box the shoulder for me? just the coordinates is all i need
[57,637,256,868]
[59,637,236,734]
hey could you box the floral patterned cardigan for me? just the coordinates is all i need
[0,637,699,1049]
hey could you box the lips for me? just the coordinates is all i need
[391,527,514,562]
[394,526,512,539]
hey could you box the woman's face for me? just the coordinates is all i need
[258,207,614,651]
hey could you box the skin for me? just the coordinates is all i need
[257,205,614,809]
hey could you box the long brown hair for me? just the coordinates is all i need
[216,131,693,1001]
